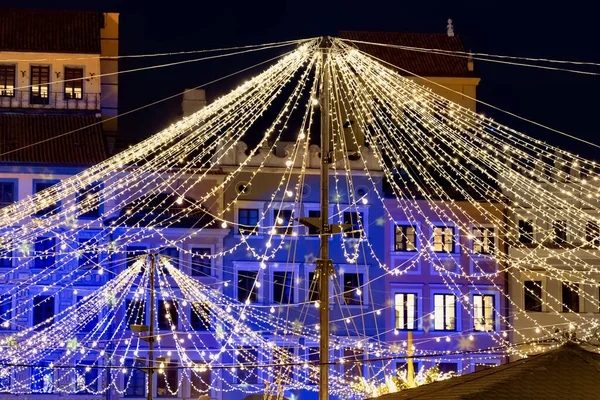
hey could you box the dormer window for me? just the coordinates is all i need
[64,67,84,100]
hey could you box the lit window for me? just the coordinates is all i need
[30,65,50,105]
[472,227,495,254]
[433,226,455,252]
[64,67,84,100]
[473,294,495,331]
[433,294,456,331]
[0,65,15,97]
[394,225,417,252]
[394,293,418,330]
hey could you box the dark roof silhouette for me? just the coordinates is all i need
[0,114,106,164]
[374,342,600,400]
[339,31,473,77]
[0,9,102,53]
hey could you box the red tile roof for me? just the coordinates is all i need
[0,9,102,54]
[374,342,600,400]
[0,114,107,164]
[339,31,473,77]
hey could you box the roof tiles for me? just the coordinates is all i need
[0,9,102,54]
[0,114,107,165]
[339,31,472,77]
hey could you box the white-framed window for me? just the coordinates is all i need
[473,294,495,331]
[433,293,456,331]
[394,293,418,330]
[393,224,417,252]
[339,265,368,306]
[234,201,265,237]
[472,226,495,255]
[432,225,456,253]
[233,262,262,304]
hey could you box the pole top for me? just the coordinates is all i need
[319,36,332,49]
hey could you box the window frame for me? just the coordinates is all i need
[431,224,457,253]
[0,179,18,208]
[471,226,496,255]
[339,264,368,306]
[394,292,419,331]
[472,293,496,332]
[0,64,16,97]
[76,182,102,219]
[524,280,543,312]
[304,263,334,304]
[32,179,61,217]
[234,201,265,237]
[30,64,51,105]
[33,236,57,269]
[518,219,534,244]
[552,220,568,245]
[233,262,263,304]
[189,246,214,277]
[270,266,299,305]
[0,292,13,330]
[393,223,418,253]
[585,220,600,247]
[561,282,580,313]
[64,66,84,100]
[432,292,457,331]
[32,294,56,331]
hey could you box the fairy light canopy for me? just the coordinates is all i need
[1,36,600,399]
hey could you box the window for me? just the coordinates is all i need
[437,362,458,375]
[77,296,99,333]
[64,67,84,100]
[158,300,178,330]
[394,225,417,252]
[343,211,364,239]
[0,181,15,207]
[34,181,60,216]
[191,248,211,277]
[343,348,364,381]
[190,366,210,397]
[0,294,11,329]
[30,65,50,105]
[273,346,294,384]
[0,239,12,268]
[34,237,56,268]
[307,210,320,235]
[343,273,364,305]
[78,238,99,269]
[473,294,495,331]
[0,65,15,96]
[125,300,146,329]
[33,295,54,331]
[126,246,146,269]
[190,302,211,331]
[237,347,258,384]
[74,362,98,393]
[433,226,455,253]
[553,221,567,245]
[0,366,10,392]
[77,183,101,218]
[238,208,259,235]
[125,359,146,397]
[472,227,495,254]
[518,220,534,244]
[273,271,294,304]
[394,293,418,330]
[31,361,54,392]
[586,221,600,246]
[434,294,456,331]
[524,281,542,312]
[157,362,177,397]
[562,282,580,312]
[159,247,179,270]
[273,209,293,235]
[237,270,258,303]
[307,347,319,384]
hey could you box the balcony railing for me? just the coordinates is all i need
[0,89,100,111]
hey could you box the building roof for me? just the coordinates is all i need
[0,114,107,165]
[339,31,472,77]
[0,9,102,54]
[374,342,600,400]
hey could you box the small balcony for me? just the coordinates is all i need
[0,89,100,111]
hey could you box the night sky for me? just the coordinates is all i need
[3,0,600,158]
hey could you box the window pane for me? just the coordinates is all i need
[519,220,534,244]
[343,273,364,305]
[191,248,211,276]
[0,182,15,207]
[158,300,177,330]
[33,295,54,331]
[157,363,177,397]
[524,281,542,312]
[0,294,12,329]
[190,302,211,331]
[238,270,258,303]
[238,208,259,235]
[274,209,293,235]
[237,347,258,384]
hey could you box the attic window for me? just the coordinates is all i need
[236,182,250,195]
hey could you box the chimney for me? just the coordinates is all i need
[467,50,474,72]
[181,89,207,117]
[447,19,455,37]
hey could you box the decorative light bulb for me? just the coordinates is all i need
[221,221,227,228]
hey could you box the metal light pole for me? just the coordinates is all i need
[147,254,156,400]
[318,36,333,400]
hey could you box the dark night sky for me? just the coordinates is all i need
[3,0,600,158]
